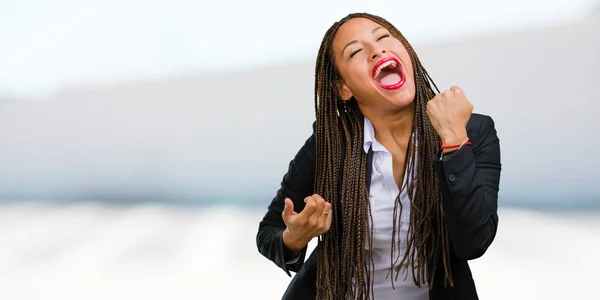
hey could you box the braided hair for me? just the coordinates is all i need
[313,12,452,299]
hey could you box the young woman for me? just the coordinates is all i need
[256,12,502,300]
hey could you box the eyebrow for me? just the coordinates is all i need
[341,26,385,57]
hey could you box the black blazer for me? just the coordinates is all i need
[256,113,502,300]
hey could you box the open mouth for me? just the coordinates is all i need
[372,57,406,90]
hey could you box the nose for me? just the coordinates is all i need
[371,49,386,60]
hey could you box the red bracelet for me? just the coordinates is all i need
[440,141,472,149]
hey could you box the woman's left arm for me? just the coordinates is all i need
[434,114,502,260]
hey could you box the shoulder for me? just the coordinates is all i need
[295,121,317,158]
[466,113,499,146]
[466,113,496,134]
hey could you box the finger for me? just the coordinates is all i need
[288,198,299,216]
[300,196,317,218]
[426,98,433,109]
[426,100,436,117]
[282,198,295,221]
[308,195,325,227]
[319,202,332,227]
[324,205,333,232]
[313,195,331,227]
[450,85,461,93]
[313,194,326,215]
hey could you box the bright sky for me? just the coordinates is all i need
[0,0,596,98]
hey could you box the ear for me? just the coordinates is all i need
[335,80,353,101]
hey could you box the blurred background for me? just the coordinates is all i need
[1,0,599,299]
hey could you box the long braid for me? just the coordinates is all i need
[314,12,453,300]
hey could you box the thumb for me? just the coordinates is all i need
[282,198,295,220]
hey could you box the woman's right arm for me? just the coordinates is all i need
[256,122,317,277]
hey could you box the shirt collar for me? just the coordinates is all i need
[363,117,375,153]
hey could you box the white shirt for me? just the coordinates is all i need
[286,118,429,299]
[362,117,429,299]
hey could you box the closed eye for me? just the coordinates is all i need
[377,33,390,41]
[348,33,390,59]
[349,48,362,58]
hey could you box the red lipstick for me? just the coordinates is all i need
[372,57,406,90]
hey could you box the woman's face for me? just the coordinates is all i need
[331,17,416,113]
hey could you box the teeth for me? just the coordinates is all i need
[374,60,398,79]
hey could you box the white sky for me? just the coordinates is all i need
[0,0,597,98]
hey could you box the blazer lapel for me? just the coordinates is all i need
[366,145,374,192]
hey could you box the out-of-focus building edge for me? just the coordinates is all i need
[0,13,597,208]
